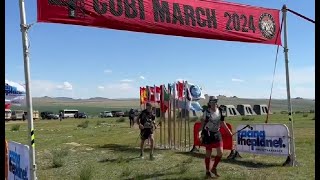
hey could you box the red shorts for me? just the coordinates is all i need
[204,141,223,151]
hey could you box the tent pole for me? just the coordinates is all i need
[282,4,297,167]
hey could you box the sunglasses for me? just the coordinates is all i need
[209,100,218,104]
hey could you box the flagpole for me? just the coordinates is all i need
[168,84,172,148]
[186,82,191,151]
[19,0,37,179]
[176,83,179,149]
[173,82,176,149]
[176,83,179,150]
[179,82,183,149]
[282,5,297,166]
[161,85,166,148]
[159,85,163,148]
[146,85,150,145]
[153,84,157,147]
[184,81,187,150]
[167,85,170,148]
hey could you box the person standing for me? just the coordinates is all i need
[136,103,156,160]
[59,111,63,121]
[129,108,135,128]
[199,96,233,178]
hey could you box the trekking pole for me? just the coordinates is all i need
[231,125,253,136]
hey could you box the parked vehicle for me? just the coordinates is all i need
[74,112,88,119]
[41,111,59,120]
[46,113,59,120]
[23,111,40,121]
[5,109,11,121]
[11,110,24,120]
[60,109,79,118]
[100,111,113,118]
[111,110,125,117]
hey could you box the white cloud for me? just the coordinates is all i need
[251,66,315,99]
[106,83,133,90]
[104,69,112,73]
[139,76,145,80]
[27,80,75,97]
[5,79,26,92]
[262,86,314,99]
[261,66,315,85]
[97,86,105,90]
[11,79,138,99]
[120,79,133,82]
[291,87,315,99]
[231,78,244,82]
[205,89,234,97]
[91,83,138,98]
[57,82,73,90]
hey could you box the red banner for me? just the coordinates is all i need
[37,0,281,45]
[5,104,11,109]
[193,121,233,150]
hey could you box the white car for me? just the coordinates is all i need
[100,111,113,118]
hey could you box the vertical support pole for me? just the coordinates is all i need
[19,0,37,179]
[168,97,171,148]
[159,86,162,148]
[183,81,187,150]
[282,4,297,167]
[173,83,176,149]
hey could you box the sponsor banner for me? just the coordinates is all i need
[8,141,30,180]
[5,80,26,96]
[5,80,26,106]
[236,124,290,156]
[37,0,281,45]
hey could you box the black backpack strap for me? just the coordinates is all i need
[202,110,211,131]
[218,106,225,121]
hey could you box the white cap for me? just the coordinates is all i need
[208,96,218,103]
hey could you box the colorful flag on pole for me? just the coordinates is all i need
[155,86,161,103]
[176,81,184,99]
[185,82,205,101]
[160,85,170,112]
[140,87,147,104]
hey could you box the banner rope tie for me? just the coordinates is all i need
[265,14,284,123]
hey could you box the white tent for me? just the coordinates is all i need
[237,104,256,116]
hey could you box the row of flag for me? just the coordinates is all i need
[139,81,205,112]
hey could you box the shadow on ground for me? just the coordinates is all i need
[96,143,171,163]
[96,143,170,152]
[123,172,179,180]
[122,163,204,180]
[96,143,141,153]
[175,151,282,168]
[98,156,140,163]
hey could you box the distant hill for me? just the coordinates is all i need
[11,96,314,115]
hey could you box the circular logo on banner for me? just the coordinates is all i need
[189,85,202,100]
[259,13,276,40]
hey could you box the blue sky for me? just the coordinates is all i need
[5,0,315,99]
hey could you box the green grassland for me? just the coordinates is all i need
[5,112,315,180]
